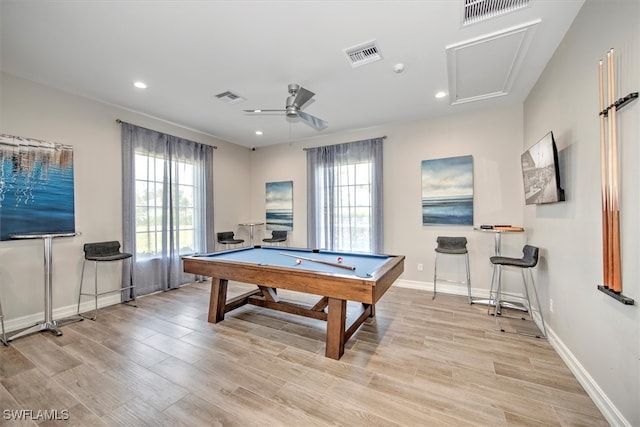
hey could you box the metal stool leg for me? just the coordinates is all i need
[432,252,439,299]
[524,268,546,338]
[77,259,90,317]
[125,257,137,306]
[434,251,472,302]
[465,252,472,304]
[491,265,504,327]
[488,263,499,316]
[0,297,7,346]
[78,260,99,321]
[92,260,99,320]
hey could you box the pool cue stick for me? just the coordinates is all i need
[278,252,356,270]
[606,50,615,289]
[599,59,609,288]
[608,49,623,292]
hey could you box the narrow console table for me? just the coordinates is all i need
[8,231,82,341]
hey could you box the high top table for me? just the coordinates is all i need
[8,231,82,341]
[474,226,525,308]
[238,221,264,246]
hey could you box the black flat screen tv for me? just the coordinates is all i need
[521,131,565,205]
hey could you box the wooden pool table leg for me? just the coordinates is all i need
[326,297,347,360]
[208,278,229,323]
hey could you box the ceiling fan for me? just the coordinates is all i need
[244,83,328,130]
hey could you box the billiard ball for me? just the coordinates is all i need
[296,258,302,265]
[337,256,343,263]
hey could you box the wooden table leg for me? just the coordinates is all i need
[208,278,228,323]
[325,297,346,359]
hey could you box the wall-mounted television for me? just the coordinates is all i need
[521,131,565,205]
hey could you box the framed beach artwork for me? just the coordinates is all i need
[421,155,473,226]
[265,180,293,231]
[0,133,76,240]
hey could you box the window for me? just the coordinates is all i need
[307,137,384,253]
[134,153,199,259]
[121,121,214,294]
[323,160,373,252]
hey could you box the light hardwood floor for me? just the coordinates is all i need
[0,281,607,426]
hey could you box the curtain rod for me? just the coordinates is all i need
[302,135,387,150]
[116,119,218,149]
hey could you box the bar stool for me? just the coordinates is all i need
[216,231,244,250]
[262,230,288,246]
[77,241,137,320]
[433,236,472,303]
[0,296,6,345]
[488,244,546,338]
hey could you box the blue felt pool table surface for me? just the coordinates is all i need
[195,246,391,278]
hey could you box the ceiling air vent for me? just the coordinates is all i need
[463,0,529,26]
[344,40,382,68]
[215,91,245,105]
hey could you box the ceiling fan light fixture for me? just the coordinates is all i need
[243,83,327,130]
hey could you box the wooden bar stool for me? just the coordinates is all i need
[488,244,546,338]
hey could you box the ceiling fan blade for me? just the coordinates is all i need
[243,109,286,113]
[297,110,328,130]
[293,86,315,109]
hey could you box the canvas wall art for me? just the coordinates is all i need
[421,155,473,225]
[0,133,76,240]
[265,181,293,231]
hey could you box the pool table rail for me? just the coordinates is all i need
[182,251,404,304]
[182,248,405,359]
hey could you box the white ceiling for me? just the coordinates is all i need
[0,0,584,148]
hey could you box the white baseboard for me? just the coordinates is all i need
[547,327,630,426]
[394,278,490,299]
[2,294,122,334]
[394,278,627,427]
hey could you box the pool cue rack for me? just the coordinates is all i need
[597,48,636,305]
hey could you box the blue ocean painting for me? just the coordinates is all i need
[0,135,75,240]
[421,155,473,226]
[265,181,293,231]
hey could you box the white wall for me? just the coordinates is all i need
[523,1,639,425]
[0,72,251,326]
[249,105,525,296]
[3,2,637,422]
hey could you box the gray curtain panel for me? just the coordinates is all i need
[307,137,384,253]
[121,122,215,295]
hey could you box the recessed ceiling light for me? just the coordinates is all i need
[133,81,147,89]
[255,130,263,135]
[435,91,447,99]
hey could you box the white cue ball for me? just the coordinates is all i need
[296,258,302,265]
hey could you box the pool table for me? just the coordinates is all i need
[182,246,405,359]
